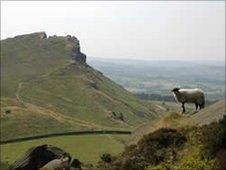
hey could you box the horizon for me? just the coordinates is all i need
[1,1,225,61]
[2,31,225,62]
[88,56,225,62]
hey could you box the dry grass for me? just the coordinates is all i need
[192,100,226,126]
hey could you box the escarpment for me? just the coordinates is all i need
[8,32,87,64]
[50,33,87,64]
[66,35,86,64]
[1,31,159,140]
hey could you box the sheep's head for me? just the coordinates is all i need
[171,88,180,102]
[171,87,180,93]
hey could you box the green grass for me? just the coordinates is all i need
[1,134,129,165]
[1,98,87,141]
[96,112,225,170]
[1,32,159,141]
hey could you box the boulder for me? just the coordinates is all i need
[9,144,81,170]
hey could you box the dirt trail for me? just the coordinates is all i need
[25,103,101,128]
[14,81,134,130]
[15,82,103,128]
[15,83,24,104]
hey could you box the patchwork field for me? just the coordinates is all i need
[1,134,129,165]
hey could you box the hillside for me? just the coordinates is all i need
[127,100,226,145]
[96,116,226,170]
[88,58,225,100]
[1,32,161,141]
[192,100,225,125]
[96,102,226,170]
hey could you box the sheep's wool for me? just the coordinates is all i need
[173,88,204,104]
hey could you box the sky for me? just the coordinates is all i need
[1,1,225,61]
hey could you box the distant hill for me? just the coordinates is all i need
[88,58,225,101]
[1,32,160,141]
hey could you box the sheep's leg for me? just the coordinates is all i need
[195,103,198,111]
[182,103,185,113]
[192,103,199,114]
[199,104,204,110]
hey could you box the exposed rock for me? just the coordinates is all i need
[14,32,47,39]
[39,32,47,39]
[72,51,87,64]
[9,144,82,170]
[111,111,124,121]
[13,32,86,64]
[69,36,86,64]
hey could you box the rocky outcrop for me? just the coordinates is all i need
[9,144,82,170]
[72,48,86,64]
[14,32,47,39]
[66,35,86,64]
[13,32,86,64]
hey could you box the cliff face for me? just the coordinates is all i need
[9,32,86,64]
[66,35,86,64]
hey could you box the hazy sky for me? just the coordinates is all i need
[1,1,225,60]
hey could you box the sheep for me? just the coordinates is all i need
[171,87,205,113]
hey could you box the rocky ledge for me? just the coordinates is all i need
[12,32,87,64]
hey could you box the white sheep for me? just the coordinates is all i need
[171,87,205,113]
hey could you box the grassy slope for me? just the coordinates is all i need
[0,98,86,140]
[192,100,225,125]
[94,101,225,170]
[1,32,72,97]
[1,134,129,165]
[127,100,225,145]
[1,32,158,140]
[126,101,194,145]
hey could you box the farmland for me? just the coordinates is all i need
[1,134,129,165]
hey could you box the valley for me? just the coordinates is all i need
[88,58,225,101]
[1,32,225,169]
